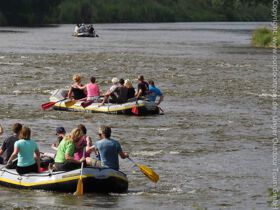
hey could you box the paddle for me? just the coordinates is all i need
[41,98,66,110]
[65,98,88,107]
[128,157,159,183]
[74,148,86,196]
[81,100,93,108]
[65,100,77,107]
[157,106,164,115]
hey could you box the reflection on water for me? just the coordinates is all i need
[0,22,273,209]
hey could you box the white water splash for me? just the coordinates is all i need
[133,150,164,157]
[0,62,24,66]
[169,151,180,155]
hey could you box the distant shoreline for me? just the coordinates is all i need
[0,0,271,26]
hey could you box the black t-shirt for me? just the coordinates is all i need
[1,135,18,163]
[137,81,149,96]
[127,87,135,99]
[71,86,86,100]
[116,86,128,103]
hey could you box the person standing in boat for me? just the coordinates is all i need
[86,125,129,170]
[77,76,100,102]
[124,79,136,101]
[0,123,22,165]
[51,127,66,151]
[67,74,87,100]
[7,126,40,174]
[54,128,85,171]
[135,75,149,99]
[147,80,164,105]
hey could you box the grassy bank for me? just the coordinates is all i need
[252,27,280,48]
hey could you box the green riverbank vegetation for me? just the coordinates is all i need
[252,27,280,48]
[0,0,272,26]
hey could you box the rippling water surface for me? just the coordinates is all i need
[0,22,274,209]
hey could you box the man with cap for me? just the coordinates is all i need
[51,127,66,151]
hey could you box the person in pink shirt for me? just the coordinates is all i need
[74,124,93,161]
[79,76,100,101]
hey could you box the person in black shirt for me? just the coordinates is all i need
[135,75,149,99]
[67,74,86,100]
[116,79,128,104]
[0,123,22,164]
[124,79,135,100]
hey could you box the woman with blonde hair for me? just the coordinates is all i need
[7,126,40,174]
[74,124,93,161]
[67,74,86,100]
[124,79,135,100]
[54,128,85,171]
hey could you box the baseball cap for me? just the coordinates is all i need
[56,127,66,134]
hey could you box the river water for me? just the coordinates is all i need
[0,22,275,209]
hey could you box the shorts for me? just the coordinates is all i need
[87,96,99,101]
[55,161,81,171]
[87,158,101,168]
[16,163,38,174]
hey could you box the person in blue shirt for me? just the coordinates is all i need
[7,126,40,174]
[147,80,164,105]
[86,125,129,170]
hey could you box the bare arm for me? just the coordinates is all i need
[85,136,93,154]
[135,89,142,99]
[65,153,84,163]
[119,151,129,159]
[76,84,86,90]
[67,86,73,98]
[157,95,164,105]
[7,147,19,164]
[35,149,40,172]
[51,144,58,151]
[0,149,3,156]
[0,124,3,135]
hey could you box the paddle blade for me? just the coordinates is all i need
[74,177,83,196]
[131,105,139,115]
[81,100,93,108]
[41,102,56,110]
[65,100,76,107]
[137,164,159,183]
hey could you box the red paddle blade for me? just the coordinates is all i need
[81,101,93,108]
[41,102,56,110]
[131,105,139,115]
